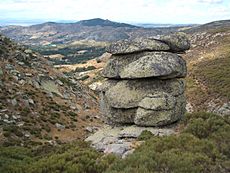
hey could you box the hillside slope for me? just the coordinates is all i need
[0,34,102,147]
[183,25,230,115]
[186,20,230,33]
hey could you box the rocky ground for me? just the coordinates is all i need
[0,34,103,146]
[85,124,176,158]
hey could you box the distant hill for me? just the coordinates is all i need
[0,18,182,44]
[185,19,230,33]
[76,18,138,28]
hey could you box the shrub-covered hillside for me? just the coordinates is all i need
[0,34,102,147]
[184,28,230,113]
[1,112,229,173]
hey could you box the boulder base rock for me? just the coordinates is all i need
[138,92,176,110]
[100,92,136,124]
[101,88,186,126]
[85,125,176,157]
[135,94,186,126]
[102,52,187,79]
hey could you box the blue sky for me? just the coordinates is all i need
[0,0,230,24]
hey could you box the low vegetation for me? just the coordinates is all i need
[193,55,230,100]
[1,112,229,173]
[0,142,117,173]
[106,112,230,173]
[185,30,230,111]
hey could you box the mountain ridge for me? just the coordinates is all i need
[76,18,139,28]
[0,18,183,44]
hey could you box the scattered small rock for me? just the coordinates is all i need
[55,123,65,130]
[85,126,99,133]
[24,49,33,54]
[11,98,18,106]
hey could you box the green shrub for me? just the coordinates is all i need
[0,142,117,173]
[85,66,96,71]
[21,107,31,115]
[0,112,229,173]
[58,77,73,86]
[79,75,89,81]
[105,112,230,173]
[0,46,6,55]
[137,130,153,140]
[43,134,52,140]
[3,131,11,137]
[74,67,86,72]
[183,112,228,138]
[0,146,33,173]
[43,125,51,132]
[68,111,77,117]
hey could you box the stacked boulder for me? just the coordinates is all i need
[100,33,190,127]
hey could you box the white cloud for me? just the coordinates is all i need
[0,0,229,24]
[197,0,224,4]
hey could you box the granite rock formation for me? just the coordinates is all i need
[100,32,189,127]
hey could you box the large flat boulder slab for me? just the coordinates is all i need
[106,32,190,55]
[106,38,170,55]
[104,79,185,109]
[102,52,186,79]
[160,32,190,52]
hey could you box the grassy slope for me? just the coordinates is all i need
[184,28,230,111]
[0,112,229,173]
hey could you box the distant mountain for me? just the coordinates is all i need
[0,18,182,44]
[76,18,138,28]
